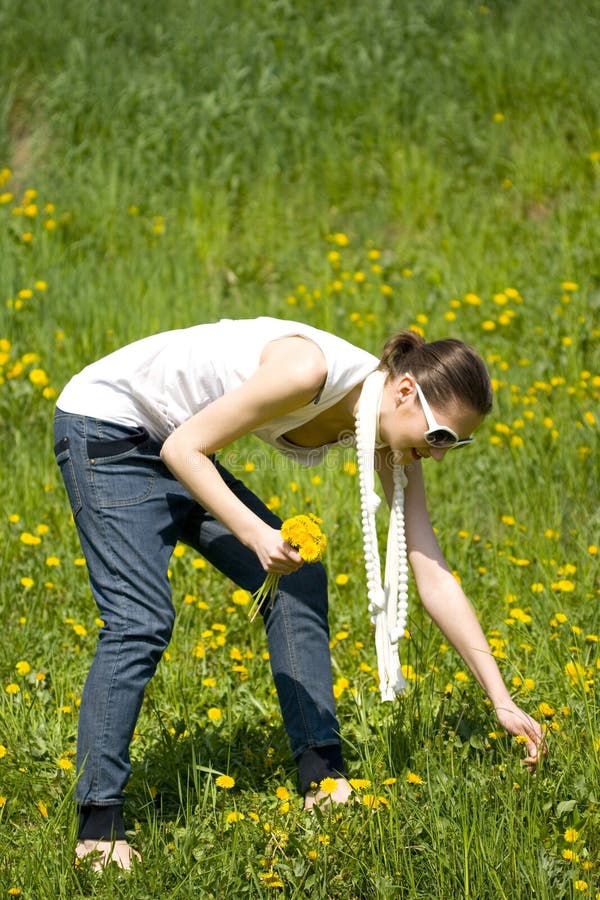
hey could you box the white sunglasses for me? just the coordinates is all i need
[415,382,474,449]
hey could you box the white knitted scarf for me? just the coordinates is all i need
[354,369,409,701]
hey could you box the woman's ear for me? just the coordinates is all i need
[393,372,417,407]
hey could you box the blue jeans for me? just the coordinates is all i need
[53,411,342,808]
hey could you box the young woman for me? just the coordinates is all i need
[54,316,544,870]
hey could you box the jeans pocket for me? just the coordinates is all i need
[87,428,158,508]
[86,426,150,461]
[54,437,83,518]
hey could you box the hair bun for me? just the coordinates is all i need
[379,330,426,373]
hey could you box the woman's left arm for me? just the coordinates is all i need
[381,458,545,770]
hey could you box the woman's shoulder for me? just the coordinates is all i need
[259,334,328,395]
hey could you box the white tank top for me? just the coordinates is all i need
[56,317,379,466]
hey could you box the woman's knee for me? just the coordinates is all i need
[99,606,175,656]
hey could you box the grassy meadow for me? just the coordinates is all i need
[1,0,599,896]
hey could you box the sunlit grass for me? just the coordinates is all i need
[1,0,599,896]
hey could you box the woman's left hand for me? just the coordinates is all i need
[494,700,547,772]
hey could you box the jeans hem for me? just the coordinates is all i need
[292,739,342,760]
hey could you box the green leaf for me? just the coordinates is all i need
[556,800,577,817]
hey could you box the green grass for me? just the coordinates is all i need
[1,0,599,896]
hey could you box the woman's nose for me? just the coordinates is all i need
[430,447,449,462]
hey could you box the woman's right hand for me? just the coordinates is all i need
[252,523,303,576]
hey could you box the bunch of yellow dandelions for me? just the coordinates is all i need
[248,514,327,623]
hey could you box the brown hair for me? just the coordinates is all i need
[378,330,493,415]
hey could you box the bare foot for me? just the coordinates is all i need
[75,839,141,871]
[304,777,353,811]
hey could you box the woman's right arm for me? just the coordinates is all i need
[160,337,327,574]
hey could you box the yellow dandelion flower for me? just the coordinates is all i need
[57,757,74,770]
[260,870,284,887]
[349,778,371,791]
[232,589,250,606]
[574,880,587,892]
[28,368,49,387]
[406,772,423,785]
[45,556,60,567]
[0,745,7,758]
[20,577,35,588]
[565,662,586,682]
[15,661,31,676]
[36,800,48,817]
[319,777,338,795]
[20,532,42,546]
[552,580,575,592]
[332,232,349,246]
[335,573,349,585]
[207,707,222,722]
[215,774,235,789]
[226,811,245,823]
[510,608,532,624]
[6,684,20,694]
[275,786,289,801]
